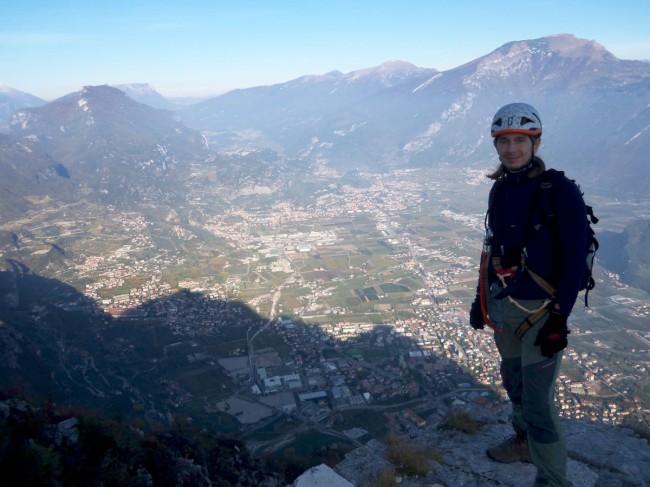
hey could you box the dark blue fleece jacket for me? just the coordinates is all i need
[487,166,588,316]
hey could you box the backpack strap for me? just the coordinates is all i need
[522,169,563,245]
[518,169,565,299]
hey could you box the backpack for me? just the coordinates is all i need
[487,168,599,306]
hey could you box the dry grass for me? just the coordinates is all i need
[384,433,442,477]
[439,409,482,434]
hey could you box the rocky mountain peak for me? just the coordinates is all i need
[11,84,202,148]
[344,59,435,87]
[3,84,211,212]
[467,34,620,86]
[492,33,615,62]
[75,84,133,111]
[545,33,613,60]
[113,83,178,110]
[355,59,426,76]
[113,83,158,95]
[10,84,136,135]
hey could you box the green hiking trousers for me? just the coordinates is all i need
[494,298,574,487]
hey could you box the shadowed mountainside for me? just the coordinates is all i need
[1,263,649,486]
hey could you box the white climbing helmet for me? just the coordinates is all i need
[491,103,542,137]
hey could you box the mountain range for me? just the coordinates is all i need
[2,33,650,288]
[178,33,650,198]
[1,85,212,218]
[1,34,650,206]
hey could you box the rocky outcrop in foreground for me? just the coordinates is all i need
[294,406,650,487]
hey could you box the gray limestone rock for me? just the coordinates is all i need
[332,412,648,487]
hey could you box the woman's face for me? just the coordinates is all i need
[495,133,540,171]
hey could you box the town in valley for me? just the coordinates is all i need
[2,165,648,453]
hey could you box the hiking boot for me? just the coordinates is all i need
[486,434,531,463]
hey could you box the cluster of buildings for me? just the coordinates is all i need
[20,168,646,433]
[224,300,645,431]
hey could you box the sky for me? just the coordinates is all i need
[1,0,649,101]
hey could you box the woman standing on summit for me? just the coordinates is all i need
[469,103,588,487]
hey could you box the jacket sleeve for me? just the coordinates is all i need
[553,176,589,315]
